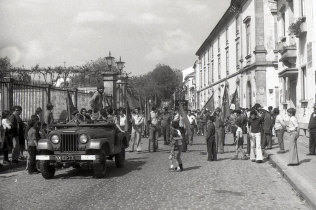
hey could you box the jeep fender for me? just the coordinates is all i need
[86,139,111,153]
[37,139,54,151]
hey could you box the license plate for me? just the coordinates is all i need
[56,156,75,161]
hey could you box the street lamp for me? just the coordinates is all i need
[116,57,125,74]
[105,51,115,70]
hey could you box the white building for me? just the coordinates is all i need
[276,0,316,136]
[195,0,279,114]
[182,66,196,110]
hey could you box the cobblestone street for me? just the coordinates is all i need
[0,134,309,210]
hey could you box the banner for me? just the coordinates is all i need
[222,86,230,120]
[230,88,239,110]
[203,93,214,111]
[66,90,76,121]
[125,101,132,132]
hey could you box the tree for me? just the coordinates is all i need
[128,64,182,105]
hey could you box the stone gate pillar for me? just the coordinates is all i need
[102,72,119,109]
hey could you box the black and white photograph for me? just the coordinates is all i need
[0,0,316,209]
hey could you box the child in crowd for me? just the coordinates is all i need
[169,121,183,172]
[232,120,248,160]
[27,119,40,174]
[39,123,48,139]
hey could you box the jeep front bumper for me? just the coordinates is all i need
[36,155,98,161]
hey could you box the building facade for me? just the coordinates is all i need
[182,67,196,110]
[195,0,279,112]
[276,0,316,133]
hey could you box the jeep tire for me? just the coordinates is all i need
[115,149,125,168]
[93,150,107,178]
[40,161,56,179]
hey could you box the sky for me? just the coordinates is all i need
[0,0,229,75]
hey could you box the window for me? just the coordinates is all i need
[226,28,229,45]
[236,42,240,68]
[218,36,220,52]
[302,67,307,99]
[226,50,229,75]
[301,0,306,17]
[211,45,214,58]
[218,56,221,79]
[281,12,286,37]
[204,54,206,87]
[245,21,251,55]
[236,15,240,35]
[211,61,214,83]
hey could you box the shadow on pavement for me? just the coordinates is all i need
[299,159,311,165]
[53,160,146,179]
[216,158,230,161]
[184,166,201,171]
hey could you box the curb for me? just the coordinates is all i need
[0,161,26,173]
[264,151,316,210]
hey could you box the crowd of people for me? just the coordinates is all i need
[1,83,316,175]
[0,104,53,173]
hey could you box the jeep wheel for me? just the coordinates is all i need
[39,161,55,179]
[93,150,107,178]
[115,149,125,168]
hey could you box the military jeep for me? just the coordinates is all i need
[36,123,129,179]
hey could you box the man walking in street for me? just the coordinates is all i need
[9,106,23,163]
[161,107,171,145]
[129,107,144,152]
[248,110,264,163]
[206,115,217,161]
[187,110,196,145]
[307,104,316,155]
[214,107,225,154]
[149,107,159,152]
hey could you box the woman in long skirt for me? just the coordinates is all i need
[286,108,299,166]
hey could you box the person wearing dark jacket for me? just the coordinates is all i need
[307,104,316,155]
[9,106,23,163]
[261,107,273,150]
[248,110,264,163]
[1,110,13,165]
[205,115,217,161]
[214,108,225,154]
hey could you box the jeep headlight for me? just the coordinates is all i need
[51,135,60,144]
[79,134,88,144]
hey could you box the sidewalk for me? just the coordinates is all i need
[264,133,316,209]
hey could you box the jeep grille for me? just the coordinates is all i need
[60,134,79,153]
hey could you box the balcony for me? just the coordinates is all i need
[278,67,298,79]
[279,45,297,67]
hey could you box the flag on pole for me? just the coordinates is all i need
[203,93,215,111]
[125,101,132,132]
[222,86,230,120]
[179,103,192,137]
[66,90,76,122]
[230,88,239,110]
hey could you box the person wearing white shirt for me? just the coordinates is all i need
[286,108,299,166]
[129,107,144,152]
[273,108,286,154]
